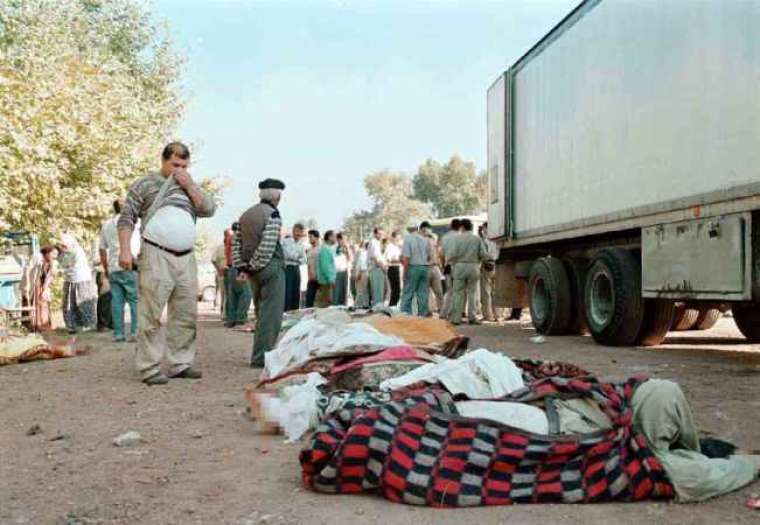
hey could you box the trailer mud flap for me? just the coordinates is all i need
[642,212,752,301]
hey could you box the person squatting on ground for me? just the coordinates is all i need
[368,227,387,309]
[100,199,140,342]
[447,218,487,325]
[237,178,286,368]
[59,233,98,334]
[479,222,499,322]
[304,229,320,308]
[282,223,307,311]
[316,230,337,307]
[223,222,253,327]
[118,142,216,385]
[400,221,433,316]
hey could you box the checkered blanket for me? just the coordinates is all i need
[300,376,675,506]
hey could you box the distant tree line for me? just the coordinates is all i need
[343,155,487,240]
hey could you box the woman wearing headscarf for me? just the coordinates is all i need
[59,233,97,333]
[20,245,59,331]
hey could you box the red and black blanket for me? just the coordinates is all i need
[300,376,675,506]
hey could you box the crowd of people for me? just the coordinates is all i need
[214,216,522,327]
[15,140,525,384]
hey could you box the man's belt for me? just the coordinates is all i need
[143,238,193,257]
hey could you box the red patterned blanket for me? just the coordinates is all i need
[300,376,674,506]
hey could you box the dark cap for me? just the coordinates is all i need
[258,178,285,190]
[419,221,431,229]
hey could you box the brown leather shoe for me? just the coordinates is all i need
[170,367,202,379]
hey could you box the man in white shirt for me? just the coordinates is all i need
[281,223,308,311]
[385,231,402,307]
[367,227,387,309]
[99,199,141,343]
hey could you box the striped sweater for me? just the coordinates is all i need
[117,172,216,232]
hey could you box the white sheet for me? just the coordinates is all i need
[455,401,548,435]
[379,348,525,398]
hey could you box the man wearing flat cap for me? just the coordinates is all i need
[236,178,286,367]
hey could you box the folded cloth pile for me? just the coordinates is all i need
[248,310,471,441]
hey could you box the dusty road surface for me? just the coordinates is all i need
[2,305,760,525]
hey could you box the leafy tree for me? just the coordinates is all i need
[343,170,429,241]
[412,155,487,218]
[0,0,186,245]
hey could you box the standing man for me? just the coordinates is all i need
[385,231,402,306]
[118,142,216,385]
[400,222,432,316]
[282,223,307,311]
[367,227,387,309]
[353,241,370,309]
[237,178,287,368]
[316,230,337,307]
[439,218,462,319]
[210,231,229,319]
[449,219,487,325]
[420,221,444,313]
[304,230,320,308]
[224,222,253,327]
[479,222,500,322]
[100,199,140,343]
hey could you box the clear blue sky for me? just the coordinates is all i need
[153,0,578,236]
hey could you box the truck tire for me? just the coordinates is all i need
[733,303,760,342]
[693,307,722,331]
[584,248,644,346]
[671,304,699,331]
[528,256,572,335]
[563,257,589,335]
[637,299,675,347]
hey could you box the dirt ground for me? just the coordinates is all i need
[2,304,760,525]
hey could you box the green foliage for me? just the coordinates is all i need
[0,0,184,246]
[343,170,430,241]
[412,155,487,218]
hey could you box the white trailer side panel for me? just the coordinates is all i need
[512,0,760,237]
[487,74,507,238]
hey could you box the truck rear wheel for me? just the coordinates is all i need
[733,303,760,342]
[671,303,699,331]
[584,248,644,346]
[637,299,675,346]
[563,257,589,335]
[528,256,571,335]
[693,307,722,331]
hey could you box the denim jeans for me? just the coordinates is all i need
[109,270,138,339]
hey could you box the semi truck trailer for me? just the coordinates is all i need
[487,0,760,346]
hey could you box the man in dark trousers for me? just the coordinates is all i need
[236,179,286,368]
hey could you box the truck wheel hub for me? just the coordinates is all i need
[590,269,614,327]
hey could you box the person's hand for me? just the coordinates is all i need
[173,169,194,190]
[118,250,133,270]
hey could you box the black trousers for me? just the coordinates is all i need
[284,265,301,311]
[305,279,319,308]
[388,265,401,306]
